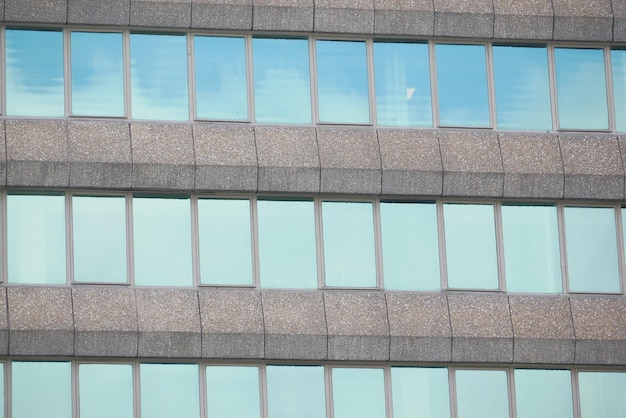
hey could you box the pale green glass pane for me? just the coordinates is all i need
[12,362,71,418]
[198,199,253,285]
[566,207,619,293]
[79,364,133,418]
[133,197,192,286]
[140,364,199,418]
[612,50,626,132]
[391,367,450,418]
[579,372,626,418]
[502,205,561,293]
[8,194,66,284]
[323,202,376,287]
[206,366,260,418]
[332,368,385,418]
[267,365,325,418]
[258,200,317,288]
[381,202,440,290]
[456,370,509,418]
[515,369,573,418]
[73,196,127,283]
[444,204,498,290]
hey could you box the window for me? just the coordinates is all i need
[12,362,70,418]
[514,369,573,418]
[332,368,386,418]
[611,49,626,132]
[140,364,200,418]
[206,366,260,418]
[455,370,509,418]
[79,364,134,418]
[391,367,450,418]
[579,372,626,418]
[267,365,325,418]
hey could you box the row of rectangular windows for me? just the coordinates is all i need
[4,27,626,131]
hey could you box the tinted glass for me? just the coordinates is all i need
[140,364,199,418]
[391,367,450,418]
[332,368,385,418]
[579,372,626,418]
[12,362,71,418]
[515,369,573,418]
[267,365,326,418]
[79,364,133,418]
[611,49,626,132]
[206,366,260,418]
[456,370,509,418]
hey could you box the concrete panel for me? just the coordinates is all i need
[5,0,66,23]
[68,0,130,25]
[373,0,434,36]
[0,121,7,187]
[253,0,313,31]
[314,0,374,33]
[130,0,191,27]
[492,0,553,39]
[433,0,493,38]
[0,289,8,355]
[614,0,626,42]
[192,0,252,29]
[552,0,613,41]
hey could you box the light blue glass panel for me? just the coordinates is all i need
[502,205,561,293]
[566,207,619,293]
[444,204,498,290]
[8,194,66,284]
[71,32,124,117]
[133,197,192,286]
[258,200,317,288]
[515,369,573,418]
[579,372,626,418]
[79,364,133,418]
[140,364,199,418]
[391,367,450,418]
[332,368,385,418]
[436,44,489,127]
[323,201,376,287]
[253,38,311,124]
[493,46,552,130]
[381,202,440,290]
[12,362,71,418]
[456,370,509,418]
[206,366,260,418]
[611,49,626,132]
[374,42,432,127]
[130,34,188,120]
[6,29,64,117]
[555,48,608,130]
[198,199,252,285]
[195,36,247,121]
[73,196,127,283]
[316,40,370,124]
[267,365,326,418]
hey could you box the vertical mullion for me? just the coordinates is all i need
[190,195,200,287]
[429,40,439,127]
[310,37,319,124]
[448,368,458,418]
[384,366,393,418]
[613,204,625,294]
[1,191,6,284]
[1,26,5,116]
[198,363,207,418]
[495,201,506,291]
[259,364,268,418]
[605,46,616,132]
[557,203,569,293]
[508,368,517,418]
[251,196,260,288]
[325,366,334,418]
[437,201,448,290]
[367,38,376,126]
[127,193,135,286]
[5,361,10,418]
[315,197,325,289]
[486,41,497,129]
[373,199,384,289]
[124,31,132,119]
[65,192,72,285]
[548,44,559,131]
[188,33,196,122]
[134,363,141,418]
[72,361,79,418]
[571,370,581,418]
[247,34,255,122]
[64,28,71,117]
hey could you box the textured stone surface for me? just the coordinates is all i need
[5,0,65,22]
[130,0,191,27]
[614,0,626,42]
[0,289,8,355]
[314,0,374,33]
[373,0,434,35]
[68,0,130,25]
[492,0,553,39]
[0,121,7,187]
[192,0,252,29]
[433,0,493,38]
[73,288,137,357]
[552,0,613,41]
[8,287,73,356]
[253,0,313,31]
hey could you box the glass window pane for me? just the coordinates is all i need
[258,200,317,288]
[612,49,626,132]
[267,365,325,418]
[316,40,370,124]
[555,48,608,130]
[515,369,573,418]
[253,38,311,124]
[8,194,66,284]
[381,202,440,290]
[374,42,432,127]
[493,45,551,130]
[456,370,509,418]
[140,364,199,418]
[391,367,450,418]
[73,196,127,283]
[206,366,260,418]
[502,205,561,293]
[332,368,385,418]
[6,29,64,117]
[323,201,376,287]
[579,372,626,418]
[436,44,490,127]
[71,31,124,117]
[12,361,71,418]
[131,33,188,120]
[133,197,192,286]
[444,204,498,290]
[566,207,619,293]
[79,364,133,418]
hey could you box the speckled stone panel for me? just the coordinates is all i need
[440,130,503,198]
[318,128,381,194]
[68,0,130,25]
[8,287,74,356]
[499,132,563,199]
[552,0,613,41]
[73,288,138,357]
[373,0,434,36]
[560,134,624,200]
[191,0,252,29]
[492,0,553,39]
[314,0,374,33]
[0,121,7,187]
[614,0,626,42]
[433,0,493,38]
[130,0,191,27]
[253,0,313,31]
[135,289,201,358]
[6,119,69,188]
[0,289,8,355]
[5,0,66,23]
[199,290,264,359]
[324,292,389,361]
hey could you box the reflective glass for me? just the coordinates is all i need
[206,366,260,418]
[316,40,370,123]
[493,46,552,130]
[566,207,619,293]
[12,361,71,418]
[502,205,561,293]
[6,29,64,117]
[332,368,385,418]
[253,38,312,124]
[374,42,432,126]
[380,202,440,290]
[323,201,376,287]
[611,49,626,132]
[195,36,248,121]
[555,48,608,130]
[71,32,124,117]
[73,196,127,283]
[267,365,325,418]
[515,369,573,418]
[391,367,450,418]
[456,370,509,418]
[79,364,133,418]
[436,44,490,127]
[8,194,66,284]
[0,364,3,418]
[579,372,626,418]
[140,364,199,418]
[130,34,188,120]
[133,197,192,286]
[198,199,253,285]
[444,204,498,290]
[258,200,317,288]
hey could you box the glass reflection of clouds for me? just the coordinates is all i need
[611,50,626,132]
